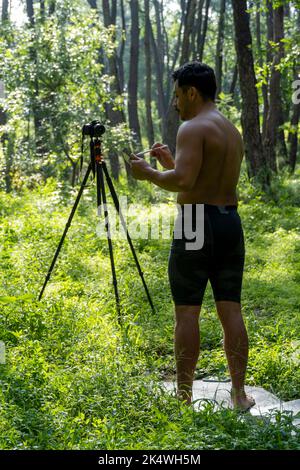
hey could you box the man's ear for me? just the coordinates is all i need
[188,86,198,101]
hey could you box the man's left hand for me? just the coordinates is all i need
[130,154,152,180]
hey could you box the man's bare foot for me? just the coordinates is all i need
[231,388,256,412]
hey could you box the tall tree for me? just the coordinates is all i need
[100,0,126,179]
[1,0,13,192]
[118,0,126,91]
[193,0,205,59]
[262,0,273,140]
[149,17,167,134]
[215,0,226,97]
[101,0,125,125]
[289,69,300,173]
[288,9,300,173]
[198,0,210,61]
[144,0,155,165]
[164,0,197,153]
[48,0,55,15]
[25,0,46,157]
[232,0,268,185]
[1,0,8,21]
[264,3,287,172]
[128,0,141,144]
[255,2,269,138]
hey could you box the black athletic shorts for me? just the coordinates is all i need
[168,204,245,305]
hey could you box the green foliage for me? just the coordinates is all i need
[0,168,300,449]
[0,1,129,188]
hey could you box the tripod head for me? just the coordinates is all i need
[82,120,105,138]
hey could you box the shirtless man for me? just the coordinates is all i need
[130,61,255,412]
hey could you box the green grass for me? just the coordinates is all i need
[0,169,300,449]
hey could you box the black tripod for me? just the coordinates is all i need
[38,122,155,323]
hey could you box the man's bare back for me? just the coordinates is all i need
[177,108,244,206]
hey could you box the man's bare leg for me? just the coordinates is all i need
[216,301,255,411]
[175,305,201,405]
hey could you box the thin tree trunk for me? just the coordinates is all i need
[101,0,126,179]
[87,0,97,8]
[274,5,288,165]
[215,0,226,98]
[163,0,197,154]
[118,0,126,91]
[264,4,287,172]
[128,0,141,144]
[40,0,45,20]
[171,0,186,71]
[144,0,156,168]
[1,0,8,21]
[161,2,172,104]
[262,0,273,140]
[194,0,205,60]
[153,0,165,79]
[49,0,56,15]
[198,0,210,62]
[149,20,167,134]
[256,5,268,136]
[284,1,290,19]
[232,0,268,185]
[26,0,45,157]
[181,0,197,62]
[288,81,300,173]
[229,63,238,97]
[1,1,13,191]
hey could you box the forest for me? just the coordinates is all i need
[0,0,299,187]
[0,0,300,455]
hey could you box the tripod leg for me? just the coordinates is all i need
[97,162,121,323]
[38,163,92,301]
[102,162,155,314]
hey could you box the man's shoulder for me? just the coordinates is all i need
[178,118,209,138]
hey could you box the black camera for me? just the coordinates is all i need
[82,120,106,138]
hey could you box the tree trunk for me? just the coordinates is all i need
[194,0,205,59]
[118,0,126,91]
[149,19,167,134]
[87,0,97,8]
[40,0,45,20]
[256,5,268,137]
[101,0,125,124]
[153,0,165,80]
[26,0,46,157]
[171,0,186,71]
[48,0,56,15]
[164,0,197,154]
[284,2,290,19]
[101,0,126,179]
[1,1,13,191]
[229,63,238,97]
[288,82,300,173]
[232,0,268,185]
[262,0,273,140]
[180,0,197,62]
[264,4,287,172]
[144,0,155,167]
[215,0,226,98]
[26,0,34,23]
[198,0,210,62]
[128,0,141,144]
[1,0,8,21]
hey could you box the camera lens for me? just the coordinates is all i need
[94,124,105,137]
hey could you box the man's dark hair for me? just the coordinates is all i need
[172,61,217,102]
